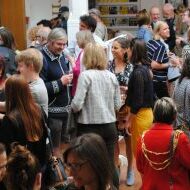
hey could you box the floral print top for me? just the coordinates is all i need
[108,60,133,86]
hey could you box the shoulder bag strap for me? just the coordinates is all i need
[41,109,54,157]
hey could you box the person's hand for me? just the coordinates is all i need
[60,74,73,85]
[170,56,182,68]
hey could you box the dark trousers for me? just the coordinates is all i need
[48,114,69,148]
[153,81,169,99]
[77,122,119,189]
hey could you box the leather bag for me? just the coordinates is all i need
[43,116,67,188]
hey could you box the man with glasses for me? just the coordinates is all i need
[150,6,160,30]
[40,28,73,158]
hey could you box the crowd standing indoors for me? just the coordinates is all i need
[0,2,190,190]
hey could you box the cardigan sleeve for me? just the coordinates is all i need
[71,72,89,112]
[114,79,121,111]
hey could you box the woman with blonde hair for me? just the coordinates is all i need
[0,75,47,167]
[71,43,121,188]
[147,21,178,99]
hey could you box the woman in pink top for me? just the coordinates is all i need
[72,30,95,97]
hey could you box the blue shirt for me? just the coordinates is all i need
[136,26,153,43]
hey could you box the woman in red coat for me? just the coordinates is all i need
[136,97,190,190]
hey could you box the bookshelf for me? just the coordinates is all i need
[96,0,140,31]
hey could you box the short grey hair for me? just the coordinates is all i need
[47,28,67,41]
[153,97,177,124]
[76,30,95,48]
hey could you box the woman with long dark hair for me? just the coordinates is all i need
[109,37,134,186]
[64,133,114,190]
[125,38,154,155]
[0,75,47,167]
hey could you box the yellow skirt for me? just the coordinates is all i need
[130,108,153,155]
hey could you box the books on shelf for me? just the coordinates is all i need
[102,17,138,27]
[97,0,139,30]
[99,5,138,15]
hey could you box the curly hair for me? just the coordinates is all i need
[6,144,40,190]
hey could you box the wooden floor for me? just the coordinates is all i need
[118,138,142,190]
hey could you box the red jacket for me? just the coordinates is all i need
[136,123,190,190]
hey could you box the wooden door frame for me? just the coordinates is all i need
[0,0,26,50]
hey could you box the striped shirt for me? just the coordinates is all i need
[147,40,169,82]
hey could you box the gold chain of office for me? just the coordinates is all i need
[141,130,183,171]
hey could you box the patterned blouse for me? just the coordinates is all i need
[108,60,133,86]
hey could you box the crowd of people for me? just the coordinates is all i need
[0,2,190,190]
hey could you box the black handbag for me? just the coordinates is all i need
[43,117,68,188]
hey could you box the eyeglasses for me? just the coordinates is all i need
[65,161,88,171]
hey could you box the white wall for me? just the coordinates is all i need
[25,0,53,28]
[25,0,70,28]
[140,0,163,12]
[61,0,69,7]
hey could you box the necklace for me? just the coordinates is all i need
[141,130,182,170]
